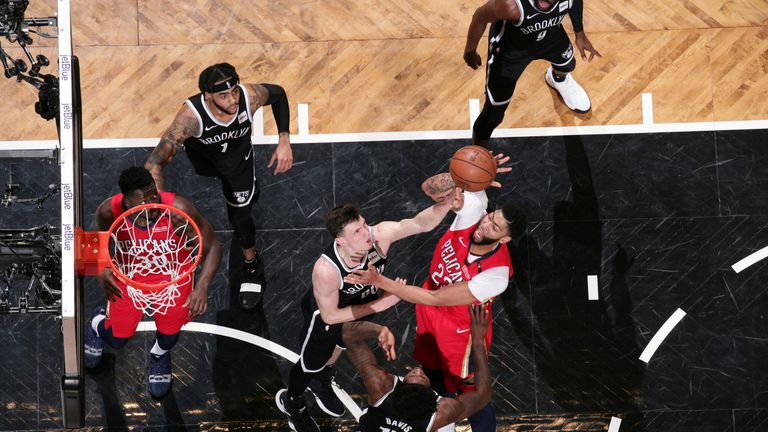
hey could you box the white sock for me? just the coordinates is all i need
[91,314,105,334]
[150,340,169,357]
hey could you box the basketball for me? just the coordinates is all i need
[449,145,497,192]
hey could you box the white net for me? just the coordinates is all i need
[109,205,200,315]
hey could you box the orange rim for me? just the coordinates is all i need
[107,203,202,292]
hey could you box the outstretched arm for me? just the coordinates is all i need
[373,188,461,251]
[342,321,397,404]
[346,268,479,306]
[431,305,492,430]
[313,259,400,325]
[245,83,294,175]
[144,104,200,191]
[173,196,222,316]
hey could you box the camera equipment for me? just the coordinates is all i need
[1,0,59,121]
[0,224,62,313]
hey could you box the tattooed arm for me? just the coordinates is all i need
[144,104,200,191]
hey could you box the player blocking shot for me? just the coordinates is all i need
[83,166,222,399]
[145,63,294,310]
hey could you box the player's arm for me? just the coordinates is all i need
[372,190,460,250]
[430,305,492,430]
[173,196,222,316]
[345,266,509,307]
[342,321,397,404]
[313,259,400,325]
[144,104,200,191]
[244,83,294,175]
[464,0,520,68]
[569,0,601,61]
[93,198,122,301]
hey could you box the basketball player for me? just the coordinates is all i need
[84,166,222,399]
[343,304,492,432]
[144,63,292,310]
[345,170,528,431]
[276,194,462,432]
[465,0,602,147]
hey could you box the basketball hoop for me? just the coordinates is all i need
[77,203,202,316]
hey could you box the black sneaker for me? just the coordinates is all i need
[307,368,346,417]
[239,255,265,310]
[275,389,320,432]
[148,351,172,398]
[84,306,106,369]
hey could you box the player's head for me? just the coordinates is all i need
[198,63,241,115]
[392,370,437,424]
[324,204,371,251]
[529,0,558,13]
[472,203,528,246]
[118,166,159,210]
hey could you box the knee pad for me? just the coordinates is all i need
[553,57,576,74]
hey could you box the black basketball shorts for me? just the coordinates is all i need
[299,310,345,372]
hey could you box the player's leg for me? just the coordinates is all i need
[84,286,142,369]
[149,284,192,399]
[472,22,533,148]
[541,29,590,113]
[472,50,531,148]
[413,305,450,395]
[221,163,265,310]
[277,311,339,432]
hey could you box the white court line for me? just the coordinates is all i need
[298,103,310,136]
[469,99,480,128]
[136,321,363,420]
[639,308,686,363]
[4,119,768,150]
[252,106,264,139]
[642,93,654,125]
[587,275,599,300]
[731,245,768,273]
[608,416,622,432]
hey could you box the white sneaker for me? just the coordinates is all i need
[545,66,591,113]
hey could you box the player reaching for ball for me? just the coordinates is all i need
[345,152,527,431]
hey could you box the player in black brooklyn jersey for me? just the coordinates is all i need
[145,63,293,310]
[276,192,462,432]
[465,0,602,147]
[342,305,491,432]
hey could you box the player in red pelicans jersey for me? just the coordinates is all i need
[84,166,221,399]
[345,157,527,431]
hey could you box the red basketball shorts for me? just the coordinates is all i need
[413,303,493,394]
[103,278,193,338]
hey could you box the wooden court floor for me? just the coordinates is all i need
[1,0,767,142]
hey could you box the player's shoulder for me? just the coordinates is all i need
[492,0,521,19]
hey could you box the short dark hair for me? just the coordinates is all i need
[198,63,239,93]
[501,203,527,239]
[118,166,154,196]
[392,383,437,423]
[324,204,361,238]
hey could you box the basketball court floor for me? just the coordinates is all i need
[1,1,768,431]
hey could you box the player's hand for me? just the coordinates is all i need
[268,134,294,175]
[377,326,397,361]
[344,263,381,286]
[183,286,208,317]
[574,32,602,62]
[463,50,483,69]
[469,303,490,342]
[489,152,512,188]
[97,268,123,302]
[434,187,464,212]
